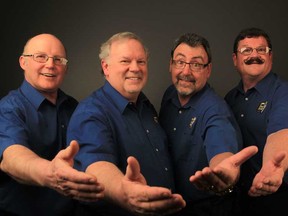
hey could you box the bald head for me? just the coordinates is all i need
[23,34,66,58]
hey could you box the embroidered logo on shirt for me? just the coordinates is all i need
[153,116,159,124]
[257,101,268,113]
[189,117,197,128]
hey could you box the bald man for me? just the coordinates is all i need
[0,33,104,215]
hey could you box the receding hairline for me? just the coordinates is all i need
[23,33,66,54]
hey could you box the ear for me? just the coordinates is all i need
[101,59,109,76]
[206,63,212,78]
[19,55,27,70]
[169,59,173,73]
[232,53,237,67]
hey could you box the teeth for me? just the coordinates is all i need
[42,73,55,77]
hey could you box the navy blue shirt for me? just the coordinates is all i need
[67,81,175,214]
[0,80,78,215]
[225,72,288,190]
[159,83,242,201]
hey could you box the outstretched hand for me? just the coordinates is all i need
[48,140,105,202]
[122,156,186,215]
[248,151,286,196]
[190,146,258,195]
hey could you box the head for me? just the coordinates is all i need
[170,33,212,101]
[19,33,68,99]
[232,27,273,83]
[99,32,149,103]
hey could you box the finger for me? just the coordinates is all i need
[55,163,99,185]
[135,194,185,215]
[62,187,105,202]
[125,156,141,181]
[232,145,258,167]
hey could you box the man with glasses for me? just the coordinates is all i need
[0,33,104,215]
[225,27,288,216]
[159,33,258,216]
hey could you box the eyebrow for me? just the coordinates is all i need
[175,53,205,62]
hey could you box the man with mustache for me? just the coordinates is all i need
[159,33,258,216]
[225,27,288,215]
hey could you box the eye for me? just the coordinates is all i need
[137,60,147,65]
[120,60,131,64]
[240,47,252,54]
[192,63,201,68]
[35,54,47,60]
[177,60,185,66]
[53,57,62,63]
[256,47,266,53]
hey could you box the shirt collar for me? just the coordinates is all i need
[20,79,67,109]
[236,72,275,96]
[103,81,148,113]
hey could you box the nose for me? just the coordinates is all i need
[46,57,56,66]
[182,63,192,74]
[250,48,259,56]
[130,60,141,71]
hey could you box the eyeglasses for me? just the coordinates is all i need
[238,46,271,56]
[22,53,68,66]
[172,60,209,72]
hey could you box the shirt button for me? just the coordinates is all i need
[146,129,150,133]
[245,97,248,101]
[165,167,168,171]
[61,124,65,128]
[240,114,244,117]
[179,110,182,114]
[155,148,159,152]
[173,128,176,131]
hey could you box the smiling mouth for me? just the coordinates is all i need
[41,73,56,77]
[126,77,141,81]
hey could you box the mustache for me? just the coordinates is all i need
[177,74,195,82]
[244,57,264,65]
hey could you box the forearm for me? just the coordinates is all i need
[264,129,288,171]
[86,161,126,205]
[1,144,50,186]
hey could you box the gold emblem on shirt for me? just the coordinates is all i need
[257,101,268,113]
[189,117,197,128]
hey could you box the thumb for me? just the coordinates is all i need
[57,140,79,160]
[125,156,141,181]
[233,145,258,167]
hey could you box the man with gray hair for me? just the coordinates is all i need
[67,32,186,215]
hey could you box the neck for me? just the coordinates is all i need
[41,91,58,104]
[178,95,191,107]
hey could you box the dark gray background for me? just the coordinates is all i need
[2,0,288,111]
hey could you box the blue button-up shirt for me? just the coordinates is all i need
[0,80,78,215]
[67,81,174,189]
[225,72,288,190]
[159,83,242,201]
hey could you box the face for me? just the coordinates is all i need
[102,39,148,102]
[19,34,67,97]
[233,36,272,81]
[170,43,211,98]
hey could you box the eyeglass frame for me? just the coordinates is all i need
[22,53,68,66]
[237,46,271,56]
[172,59,210,72]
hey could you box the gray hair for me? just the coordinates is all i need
[99,32,149,61]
